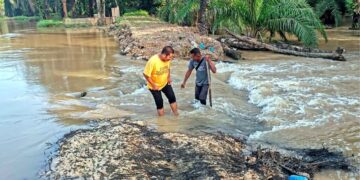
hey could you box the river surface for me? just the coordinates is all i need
[0,20,359,179]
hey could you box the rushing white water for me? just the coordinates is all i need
[216,55,360,165]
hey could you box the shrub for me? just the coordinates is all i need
[13,16,40,22]
[123,10,149,17]
[36,20,64,28]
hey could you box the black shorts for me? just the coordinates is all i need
[149,84,176,109]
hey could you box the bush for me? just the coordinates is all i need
[115,17,122,23]
[123,10,149,17]
[13,16,41,22]
[36,20,64,28]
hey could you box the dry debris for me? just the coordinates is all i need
[45,119,352,180]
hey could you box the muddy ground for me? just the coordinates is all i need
[106,16,224,61]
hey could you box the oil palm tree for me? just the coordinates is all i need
[158,0,327,47]
[210,0,327,47]
[198,0,209,35]
[313,0,342,27]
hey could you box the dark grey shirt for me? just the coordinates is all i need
[188,57,208,86]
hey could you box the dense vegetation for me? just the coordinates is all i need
[1,0,159,18]
[157,0,357,47]
[1,0,359,47]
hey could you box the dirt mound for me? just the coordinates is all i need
[106,17,223,61]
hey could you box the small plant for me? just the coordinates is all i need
[123,10,149,17]
[13,16,41,22]
[36,20,64,28]
[115,17,122,23]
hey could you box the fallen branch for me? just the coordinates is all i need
[225,29,346,61]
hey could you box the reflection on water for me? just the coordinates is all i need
[0,20,121,179]
[0,19,359,180]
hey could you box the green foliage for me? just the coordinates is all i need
[115,16,122,23]
[117,0,160,15]
[262,0,327,47]
[157,0,198,25]
[158,0,326,47]
[0,0,4,16]
[13,15,40,22]
[36,19,63,28]
[315,0,342,26]
[123,10,149,17]
[345,0,356,15]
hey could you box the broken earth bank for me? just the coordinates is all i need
[45,119,351,179]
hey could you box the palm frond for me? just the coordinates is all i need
[262,0,327,47]
[315,0,342,26]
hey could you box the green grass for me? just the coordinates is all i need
[13,16,41,22]
[123,10,149,17]
[115,16,122,23]
[36,20,64,28]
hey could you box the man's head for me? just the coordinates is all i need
[190,48,202,61]
[159,46,175,62]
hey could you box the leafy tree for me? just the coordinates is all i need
[0,0,5,16]
[158,0,327,47]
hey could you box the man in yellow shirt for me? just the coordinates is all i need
[143,46,179,116]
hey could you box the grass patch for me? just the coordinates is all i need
[13,16,41,22]
[123,10,149,17]
[115,16,122,24]
[37,20,64,28]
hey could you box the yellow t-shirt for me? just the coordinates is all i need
[143,55,170,90]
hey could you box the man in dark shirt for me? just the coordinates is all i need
[181,48,217,105]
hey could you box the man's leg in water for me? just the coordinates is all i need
[150,89,165,116]
[162,84,179,116]
[198,84,209,105]
[195,85,202,102]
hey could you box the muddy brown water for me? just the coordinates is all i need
[0,20,359,179]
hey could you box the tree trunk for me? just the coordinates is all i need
[225,29,346,61]
[88,0,94,17]
[351,0,360,30]
[61,0,67,17]
[96,0,105,25]
[198,0,209,35]
[218,37,267,50]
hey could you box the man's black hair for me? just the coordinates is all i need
[190,48,201,55]
[161,46,175,56]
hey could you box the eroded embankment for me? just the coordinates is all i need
[45,119,352,179]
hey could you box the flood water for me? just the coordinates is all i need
[0,20,359,179]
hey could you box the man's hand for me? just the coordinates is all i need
[168,78,172,85]
[206,53,219,61]
[181,83,186,89]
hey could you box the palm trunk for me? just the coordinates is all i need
[351,0,360,30]
[198,0,209,35]
[225,29,346,61]
[96,0,105,25]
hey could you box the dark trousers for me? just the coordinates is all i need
[149,84,176,109]
[195,84,209,105]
